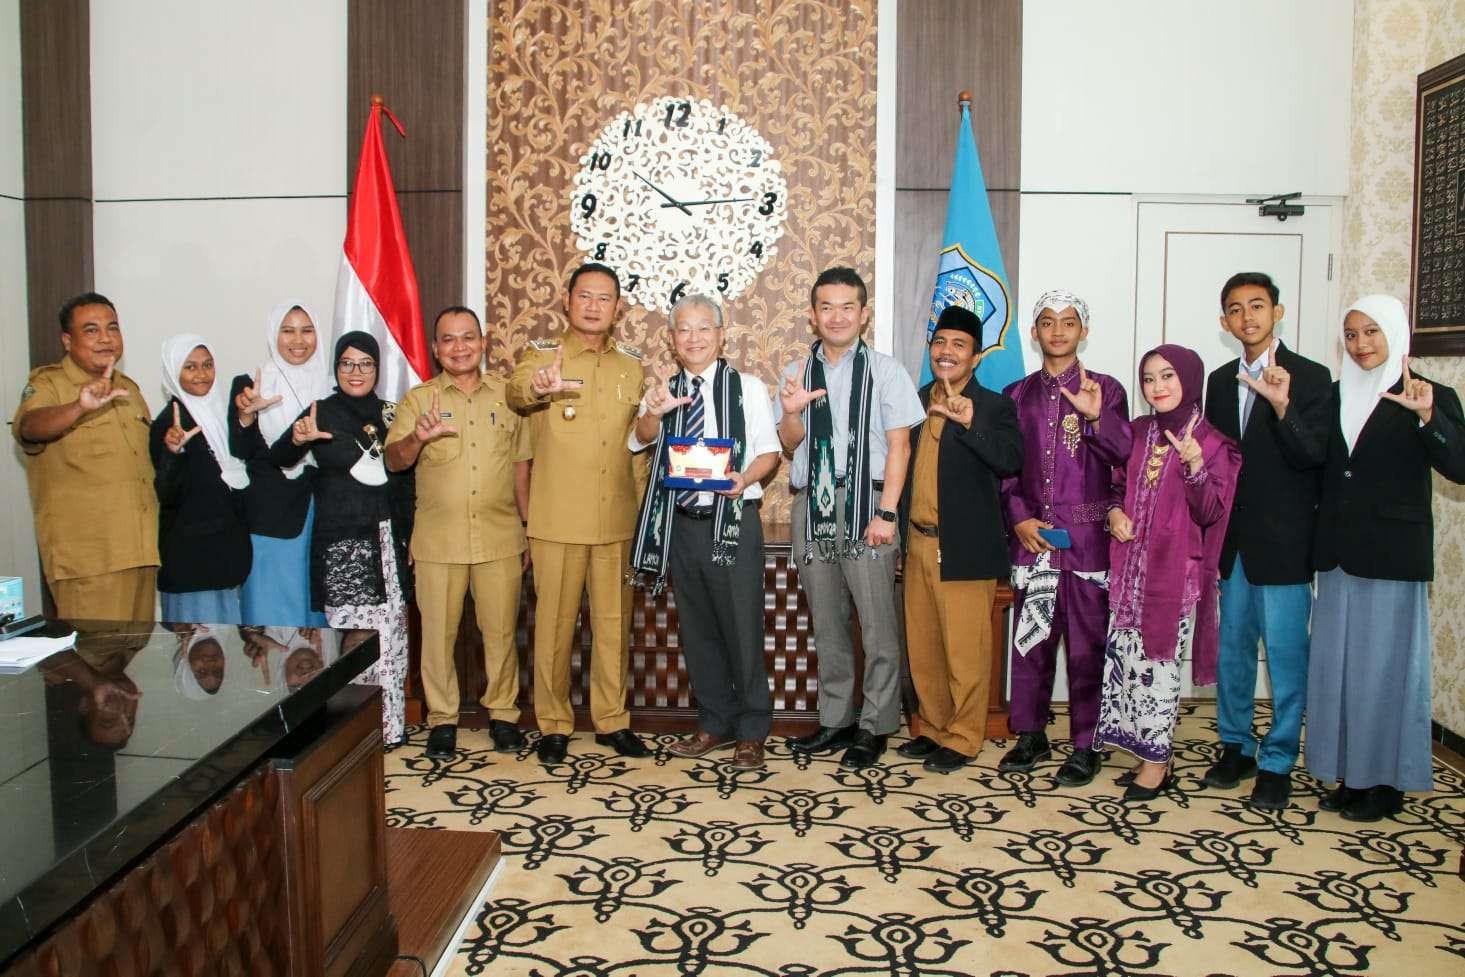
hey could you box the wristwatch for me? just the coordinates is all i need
[874,508,897,522]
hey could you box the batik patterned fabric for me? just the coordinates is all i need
[1095,616,1192,762]
[326,519,408,746]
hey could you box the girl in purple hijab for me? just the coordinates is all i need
[1095,344,1240,801]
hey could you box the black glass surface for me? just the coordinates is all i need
[0,620,379,966]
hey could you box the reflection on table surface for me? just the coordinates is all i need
[0,620,377,913]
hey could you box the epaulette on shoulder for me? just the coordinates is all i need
[615,342,643,360]
[528,339,561,352]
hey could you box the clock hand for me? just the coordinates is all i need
[659,196,758,208]
[634,171,693,216]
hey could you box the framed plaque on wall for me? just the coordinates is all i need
[1411,52,1465,354]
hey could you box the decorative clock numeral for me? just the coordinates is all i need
[670,281,688,304]
[749,241,763,258]
[627,273,641,292]
[580,193,598,218]
[663,100,692,129]
[758,192,778,216]
[748,149,763,168]
[593,242,608,260]
[622,118,643,138]
[717,272,730,293]
[717,117,727,134]
[589,152,612,171]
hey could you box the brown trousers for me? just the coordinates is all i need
[903,532,995,756]
[50,566,157,623]
[415,557,523,729]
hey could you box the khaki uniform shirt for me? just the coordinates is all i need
[508,332,646,544]
[12,356,159,581]
[386,372,532,564]
[910,412,945,527]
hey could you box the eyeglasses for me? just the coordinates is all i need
[672,324,720,338]
[337,358,377,374]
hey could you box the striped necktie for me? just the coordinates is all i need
[676,376,705,510]
[1241,361,1264,430]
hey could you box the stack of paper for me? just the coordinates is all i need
[0,632,77,673]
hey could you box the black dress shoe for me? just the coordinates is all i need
[1122,773,1175,803]
[1248,770,1292,811]
[595,728,652,758]
[1055,748,1103,787]
[536,733,569,765]
[998,731,1051,772]
[489,720,525,753]
[787,724,857,755]
[895,735,941,759]
[839,731,887,769]
[424,724,457,760]
[1115,768,1138,786]
[1341,785,1404,823]
[1202,743,1258,788]
[922,746,973,774]
[1318,782,1360,812]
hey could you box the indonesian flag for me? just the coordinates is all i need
[333,97,430,401]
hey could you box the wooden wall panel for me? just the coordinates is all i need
[19,0,92,368]
[347,0,465,356]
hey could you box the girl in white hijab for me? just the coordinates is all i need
[230,303,332,628]
[152,336,252,624]
[1305,294,1465,822]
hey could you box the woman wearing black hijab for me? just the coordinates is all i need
[268,330,414,745]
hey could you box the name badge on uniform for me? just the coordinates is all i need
[664,437,735,490]
[439,410,454,419]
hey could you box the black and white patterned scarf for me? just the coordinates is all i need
[803,339,875,563]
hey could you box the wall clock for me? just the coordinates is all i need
[570,97,790,313]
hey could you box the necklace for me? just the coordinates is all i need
[1144,440,1170,486]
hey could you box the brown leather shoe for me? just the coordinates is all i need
[668,730,735,758]
[731,740,766,770]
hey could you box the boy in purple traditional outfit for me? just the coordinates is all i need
[998,290,1131,786]
[1096,344,1240,802]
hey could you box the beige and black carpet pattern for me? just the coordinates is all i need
[384,704,1465,977]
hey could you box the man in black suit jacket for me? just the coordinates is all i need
[897,305,1023,774]
[1201,272,1331,811]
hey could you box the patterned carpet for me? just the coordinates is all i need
[384,704,1465,977]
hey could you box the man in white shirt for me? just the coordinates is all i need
[628,293,782,769]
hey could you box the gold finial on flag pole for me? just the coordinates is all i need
[958,90,972,107]
[371,94,384,107]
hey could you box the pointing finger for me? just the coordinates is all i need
[173,402,181,428]
[309,401,318,423]
[1164,429,1181,450]
[262,393,283,408]
[1402,355,1412,383]
[184,426,202,441]
[105,387,129,403]
[431,389,440,413]
[103,360,115,381]
[941,375,956,399]
[252,368,261,391]
[1185,413,1199,439]
[1078,362,1087,385]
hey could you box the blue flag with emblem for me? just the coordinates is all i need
[920,100,1022,391]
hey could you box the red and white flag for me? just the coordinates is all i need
[333,97,430,402]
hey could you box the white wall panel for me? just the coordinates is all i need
[0,198,38,612]
[93,198,346,410]
[0,0,21,197]
[1021,0,1353,196]
[90,0,347,200]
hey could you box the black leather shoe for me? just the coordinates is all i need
[1055,748,1103,787]
[1202,743,1257,788]
[1318,782,1359,813]
[998,731,1051,772]
[1341,785,1404,823]
[489,720,525,753]
[839,731,887,769]
[895,735,941,759]
[787,724,857,755]
[424,724,457,760]
[595,728,652,758]
[922,746,973,774]
[536,733,569,765]
[1248,770,1292,811]
[1122,773,1175,803]
[1115,768,1139,787]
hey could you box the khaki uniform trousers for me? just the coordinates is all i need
[529,538,632,735]
[50,566,157,623]
[416,557,523,729]
[903,532,995,757]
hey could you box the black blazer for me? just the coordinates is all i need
[1204,342,1331,584]
[227,374,316,539]
[149,399,252,594]
[900,376,1023,581]
[1313,372,1465,582]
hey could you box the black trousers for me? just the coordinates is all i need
[669,504,772,740]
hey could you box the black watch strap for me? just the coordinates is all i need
[874,507,897,522]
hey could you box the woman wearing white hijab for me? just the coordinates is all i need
[229,302,333,626]
[1306,295,1465,822]
[150,335,251,624]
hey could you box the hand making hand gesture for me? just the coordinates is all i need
[1379,356,1434,425]
[1058,363,1102,421]
[927,375,974,428]
[164,402,202,454]
[77,361,130,413]
[645,363,694,418]
[779,360,826,415]
[529,346,584,397]
[1164,414,1204,476]
[1107,507,1135,543]
[1238,337,1291,416]
[291,402,334,446]
[234,369,285,428]
[413,389,459,443]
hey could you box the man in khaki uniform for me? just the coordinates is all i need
[508,263,650,766]
[386,306,532,761]
[13,293,159,621]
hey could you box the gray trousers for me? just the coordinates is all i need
[669,505,772,740]
[790,486,903,734]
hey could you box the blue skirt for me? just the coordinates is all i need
[161,587,242,625]
[240,498,328,628]
[1305,568,1433,792]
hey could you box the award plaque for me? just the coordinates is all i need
[664,436,735,490]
